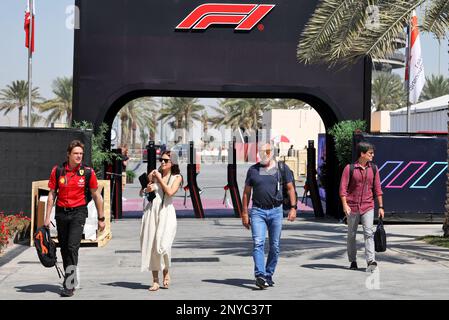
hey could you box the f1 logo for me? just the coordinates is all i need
[176,3,275,31]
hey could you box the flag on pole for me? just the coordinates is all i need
[24,1,35,53]
[405,10,425,104]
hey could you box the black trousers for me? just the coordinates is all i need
[55,206,87,288]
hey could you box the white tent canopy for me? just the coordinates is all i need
[391,94,449,115]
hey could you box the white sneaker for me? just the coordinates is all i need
[366,261,378,273]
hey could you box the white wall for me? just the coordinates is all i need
[262,107,325,154]
[371,111,391,132]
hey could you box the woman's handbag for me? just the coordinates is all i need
[139,173,156,202]
[374,217,387,252]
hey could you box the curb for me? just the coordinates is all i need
[0,242,30,268]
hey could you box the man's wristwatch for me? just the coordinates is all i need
[290,204,298,209]
[379,206,384,209]
[98,216,105,222]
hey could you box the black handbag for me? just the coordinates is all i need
[139,173,156,202]
[374,217,387,252]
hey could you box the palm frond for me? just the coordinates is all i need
[329,0,378,63]
[422,0,449,39]
[45,109,64,126]
[345,0,424,64]
[297,0,360,64]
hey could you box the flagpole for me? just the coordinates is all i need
[406,24,411,133]
[26,0,33,127]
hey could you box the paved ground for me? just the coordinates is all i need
[1,213,449,300]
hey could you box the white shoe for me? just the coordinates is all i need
[366,261,378,273]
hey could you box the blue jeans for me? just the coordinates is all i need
[250,206,283,281]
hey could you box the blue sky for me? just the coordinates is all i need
[0,0,448,99]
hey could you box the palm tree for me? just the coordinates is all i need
[201,111,210,134]
[372,72,406,111]
[133,97,158,147]
[0,80,42,127]
[210,98,271,135]
[38,77,73,126]
[268,99,307,109]
[119,97,158,148]
[30,113,43,127]
[419,74,449,101]
[158,97,205,143]
[118,101,131,147]
[297,0,449,67]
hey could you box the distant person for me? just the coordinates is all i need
[44,140,105,297]
[241,142,297,289]
[221,146,228,163]
[339,141,384,272]
[140,151,183,291]
[287,145,294,157]
[121,146,130,194]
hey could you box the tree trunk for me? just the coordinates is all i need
[443,106,449,237]
[150,115,156,141]
[67,107,72,126]
[127,118,133,147]
[132,125,137,149]
[120,115,128,147]
[18,106,23,127]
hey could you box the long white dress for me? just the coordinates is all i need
[140,174,179,272]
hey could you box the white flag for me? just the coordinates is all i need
[406,10,425,104]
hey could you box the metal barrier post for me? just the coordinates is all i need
[187,141,205,218]
[227,137,243,217]
[307,140,325,218]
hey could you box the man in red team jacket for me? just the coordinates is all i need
[44,140,105,297]
[340,141,384,272]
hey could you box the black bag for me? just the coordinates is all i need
[278,161,298,211]
[34,226,63,278]
[139,173,156,202]
[374,218,387,252]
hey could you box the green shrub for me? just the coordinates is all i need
[126,170,136,179]
[328,120,367,167]
[72,121,119,175]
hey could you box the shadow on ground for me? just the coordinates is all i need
[301,263,366,272]
[15,284,61,294]
[102,282,149,290]
[202,278,260,291]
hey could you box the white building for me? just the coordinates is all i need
[262,107,325,154]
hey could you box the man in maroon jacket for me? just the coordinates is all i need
[340,141,384,272]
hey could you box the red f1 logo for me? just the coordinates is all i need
[176,3,275,31]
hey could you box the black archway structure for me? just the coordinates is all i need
[72,0,372,217]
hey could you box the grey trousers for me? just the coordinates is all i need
[347,209,375,263]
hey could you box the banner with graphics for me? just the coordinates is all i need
[355,134,447,215]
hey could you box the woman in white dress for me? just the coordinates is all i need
[140,151,183,291]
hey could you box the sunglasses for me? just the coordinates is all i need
[259,149,272,155]
[159,158,171,163]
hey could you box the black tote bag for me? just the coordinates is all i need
[374,217,387,252]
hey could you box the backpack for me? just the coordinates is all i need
[33,226,63,278]
[374,218,387,252]
[278,161,298,211]
[348,162,378,196]
[55,163,93,204]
